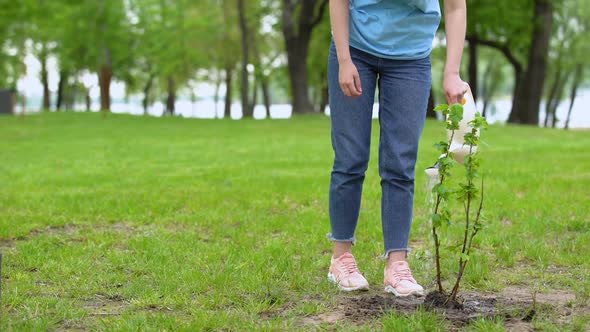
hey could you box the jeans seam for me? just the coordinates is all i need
[326,233,357,245]
[382,248,412,260]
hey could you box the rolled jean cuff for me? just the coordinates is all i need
[326,233,356,245]
[382,248,411,260]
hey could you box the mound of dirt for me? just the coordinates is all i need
[292,287,584,331]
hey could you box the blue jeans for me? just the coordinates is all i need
[327,42,431,257]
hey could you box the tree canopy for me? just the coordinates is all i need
[0,0,588,125]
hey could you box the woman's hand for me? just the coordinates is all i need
[443,0,467,104]
[329,0,360,97]
[339,59,363,97]
[443,72,466,104]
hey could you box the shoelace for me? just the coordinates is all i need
[340,256,360,275]
[389,267,413,282]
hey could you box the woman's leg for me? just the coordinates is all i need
[377,56,432,265]
[327,42,378,256]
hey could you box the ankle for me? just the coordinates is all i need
[333,242,353,259]
[386,251,407,269]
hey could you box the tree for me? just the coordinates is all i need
[466,0,555,125]
[307,7,331,114]
[248,2,281,118]
[544,0,590,128]
[0,1,28,90]
[508,0,553,125]
[478,53,506,117]
[281,0,328,114]
[465,0,528,123]
[54,0,135,112]
[3,0,62,110]
[129,0,216,115]
[238,0,253,118]
[218,0,241,119]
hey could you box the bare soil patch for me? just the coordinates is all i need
[295,287,584,330]
[83,293,129,317]
[0,238,15,250]
[28,223,84,237]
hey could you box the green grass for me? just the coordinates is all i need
[1,112,589,331]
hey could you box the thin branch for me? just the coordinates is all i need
[432,129,456,293]
[466,36,523,74]
[460,145,475,256]
[450,176,484,300]
[473,177,485,235]
[309,0,329,28]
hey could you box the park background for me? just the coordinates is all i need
[1,0,589,331]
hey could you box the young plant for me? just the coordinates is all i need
[429,102,489,305]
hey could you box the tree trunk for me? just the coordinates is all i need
[508,72,525,122]
[249,76,258,117]
[282,0,329,114]
[166,76,176,115]
[544,68,562,127]
[481,98,490,118]
[564,64,583,130]
[249,18,269,118]
[224,65,233,119]
[553,71,570,128]
[548,70,570,128]
[85,88,91,112]
[20,95,27,114]
[98,64,112,112]
[481,61,494,117]
[98,44,113,112]
[190,85,197,114]
[508,0,553,125]
[40,48,51,111]
[65,79,76,110]
[465,36,523,121]
[238,0,251,118]
[142,74,154,115]
[468,40,478,100]
[261,76,271,117]
[319,84,329,115]
[214,69,222,117]
[284,36,315,114]
[56,70,68,111]
[426,88,436,118]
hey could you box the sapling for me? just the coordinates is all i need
[427,98,488,306]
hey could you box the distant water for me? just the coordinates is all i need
[15,90,590,128]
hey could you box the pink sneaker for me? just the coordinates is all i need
[327,253,369,291]
[384,261,424,297]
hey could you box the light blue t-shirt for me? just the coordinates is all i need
[349,0,441,60]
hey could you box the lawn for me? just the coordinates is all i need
[1,112,588,331]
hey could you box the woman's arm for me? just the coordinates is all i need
[330,0,362,97]
[443,0,467,104]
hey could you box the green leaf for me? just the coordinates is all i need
[446,122,460,131]
[437,155,454,178]
[440,207,452,226]
[432,183,444,194]
[460,253,470,261]
[439,155,455,168]
[469,112,489,129]
[434,104,449,112]
[449,104,464,124]
[463,132,479,146]
[434,141,449,153]
[433,183,454,200]
[431,213,442,228]
[457,183,478,201]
